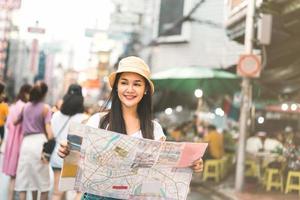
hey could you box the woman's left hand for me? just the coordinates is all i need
[191,158,203,173]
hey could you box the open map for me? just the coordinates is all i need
[60,123,207,200]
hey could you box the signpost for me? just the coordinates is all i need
[237,54,261,77]
[235,0,256,192]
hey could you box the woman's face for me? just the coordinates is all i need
[117,72,146,110]
[25,93,30,101]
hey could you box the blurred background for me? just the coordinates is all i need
[1,0,300,199]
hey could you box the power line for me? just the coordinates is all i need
[147,0,207,46]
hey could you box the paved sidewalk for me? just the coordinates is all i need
[192,173,299,200]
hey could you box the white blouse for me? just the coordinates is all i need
[86,112,166,141]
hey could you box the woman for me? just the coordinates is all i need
[50,84,87,200]
[58,56,203,199]
[2,84,32,200]
[15,81,53,200]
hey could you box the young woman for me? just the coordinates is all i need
[50,84,87,200]
[15,81,53,200]
[2,84,32,200]
[58,56,203,199]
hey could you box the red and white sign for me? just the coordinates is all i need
[28,27,45,34]
[237,54,261,78]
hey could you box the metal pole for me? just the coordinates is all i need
[235,0,256,192]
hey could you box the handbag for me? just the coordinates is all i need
[42,117,71,161]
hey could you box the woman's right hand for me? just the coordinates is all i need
[58,140,70,158]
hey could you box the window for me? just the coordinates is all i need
[154,0,192,43]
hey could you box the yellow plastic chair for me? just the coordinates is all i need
[245,159,260,178]
[285,171,300,195]
[219,156,227,179]
[263,168,284,192]
[203,159,221,182]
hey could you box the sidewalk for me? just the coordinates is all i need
[191,173,299,200]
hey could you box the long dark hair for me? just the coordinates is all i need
[100,73,154,139]
[60,84,84,116]
[16,84,32,102]
[29,82,48,103]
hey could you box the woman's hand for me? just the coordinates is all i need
[40,152,49,164]
[58,140,70,158]
[191,158,203,173]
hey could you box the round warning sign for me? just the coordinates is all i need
[237,54,261,78]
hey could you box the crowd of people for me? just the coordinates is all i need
[246,129,300,171]
[0,56,204,200]
[0,81,91,200]
[169,115,300,175]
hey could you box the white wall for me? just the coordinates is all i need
[142,0,244,72]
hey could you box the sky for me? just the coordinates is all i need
[16,0,114,41]
[13,0,115,70]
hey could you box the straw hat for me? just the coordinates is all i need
[108,56,155,95]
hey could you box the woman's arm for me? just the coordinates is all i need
[13,107,23,125]
[43,104,54,139]
[45,122,54,139]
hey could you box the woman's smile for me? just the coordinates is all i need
[117,72,146,109]
[123,94,136,100]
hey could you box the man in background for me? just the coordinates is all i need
[203,125,224,159]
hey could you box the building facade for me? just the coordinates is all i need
[140,0,244,72]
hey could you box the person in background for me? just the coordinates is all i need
[2,84,32,200]
[51,99,63,113]
[203,124,224,159]
[170,124,183,141]
[264,132,284,153]
[192,114,205,140]
[50,84,87,200]
[246,131,266,154]
[58,56,203,199]
[0,82,9,148]
[264,132,285,168]
[14,81,53,200]
[285,135,300,171]
[223,129,236,153]
[284,126,294,146]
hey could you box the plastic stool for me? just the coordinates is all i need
[245,159,260,178]
[263,168,284,192]
[285,171,300,195]
[203,159,221,182]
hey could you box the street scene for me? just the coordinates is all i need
[0,0,300,199]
